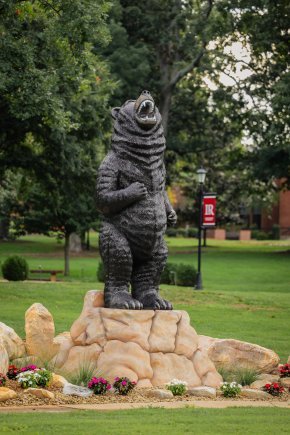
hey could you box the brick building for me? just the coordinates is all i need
[261,189,290,239]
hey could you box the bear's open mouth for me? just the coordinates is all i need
[135,91,157,127]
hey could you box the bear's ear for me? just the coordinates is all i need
[111,107,120,120]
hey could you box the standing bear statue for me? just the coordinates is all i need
[96,91,177,310]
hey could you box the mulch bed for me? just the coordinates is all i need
[1,380,289,408]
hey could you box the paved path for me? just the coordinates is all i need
[0,400,289,413]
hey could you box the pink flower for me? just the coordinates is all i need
[114,377,120,381]
[106,384,111,390]
[121,380,127,386]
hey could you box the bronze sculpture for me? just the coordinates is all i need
[96,91,177,309]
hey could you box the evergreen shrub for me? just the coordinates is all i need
[2,255,29,281]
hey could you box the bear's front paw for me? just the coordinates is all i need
[167,210,177,226]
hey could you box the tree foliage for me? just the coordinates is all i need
[0,0,114,273]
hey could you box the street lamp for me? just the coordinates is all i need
[195,167,207,290]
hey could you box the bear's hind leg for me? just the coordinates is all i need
[131,239,172,310]
[100,224,143,309]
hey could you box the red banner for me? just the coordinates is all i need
[202,194,216,227]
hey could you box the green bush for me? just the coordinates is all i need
[97,261,105,282]
[252,230,269,240]
[176,228,187,237]
[160,263,178,284]
[175,263,196,287]
[188,227,198,238]
[166,228,177,237]
[2,255,29,281]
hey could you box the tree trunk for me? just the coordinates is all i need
[86,229,90,250]
[160,87,173,137]
[64,232,70,276]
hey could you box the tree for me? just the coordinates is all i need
[0,0,115,274]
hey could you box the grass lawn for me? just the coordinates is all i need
[0,234,289,360]
[0,408,290,434]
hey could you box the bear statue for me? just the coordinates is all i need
[96,90,177,310]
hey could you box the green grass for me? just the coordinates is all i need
[0,408,290,434]
[0,234,289,359]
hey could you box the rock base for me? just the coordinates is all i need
[50,291,222,388]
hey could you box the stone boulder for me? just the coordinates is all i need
[0,322,25,360]
[25,303,58,360]
[199,336,279,373]
[0,387,17,402]
[0,342,9,374]
[25,388,55,400]
[49,291,222,388]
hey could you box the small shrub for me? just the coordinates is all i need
[113,377,136,395]
[160,263,177,285]
[2,255,29,281]
[0,373,7,387]
[166,379,187,396]
[16,368,52,389]
[175,263,196,287]
[251,230,269,240]
[188,227,198,238]
[166,228,177,237]
[97,261,105,283]
[6,365,19,380]
[263,382,284,396]
[176,228,187,237]
[279,363,290,378]
[88,377,111,395]
[220,382,241,398]
[234,368,259,386]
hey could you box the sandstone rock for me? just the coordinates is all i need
[60,343,102,374]
[98,340,152,382]
[51,373,68,388]
[63,383,93,397]
[240,388,270,399]
[0,387,17,402]
[192,349,223,387]
[187,386,216,398]
[137,379,153,388]
[25,303,57,360]
[280,378,290,389]
[150,353,201,387]
[0,341,9,374]
[0,322,25,359]
[206,339,280,373]
[103,309,154,351]
[175,311,199,358]
[10,356,37,367]
[25,388,55,400]
[257,373,280,383]
[145,389,174,399]
[250,376,279,390]
[44,291,223,390]
[201,371,223,389]
[51,332,74,368]
[198,335,216,352]
[149,311,181,353]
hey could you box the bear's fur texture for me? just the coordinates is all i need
[96,91,176,310]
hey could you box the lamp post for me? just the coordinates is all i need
[195,167,206,290]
